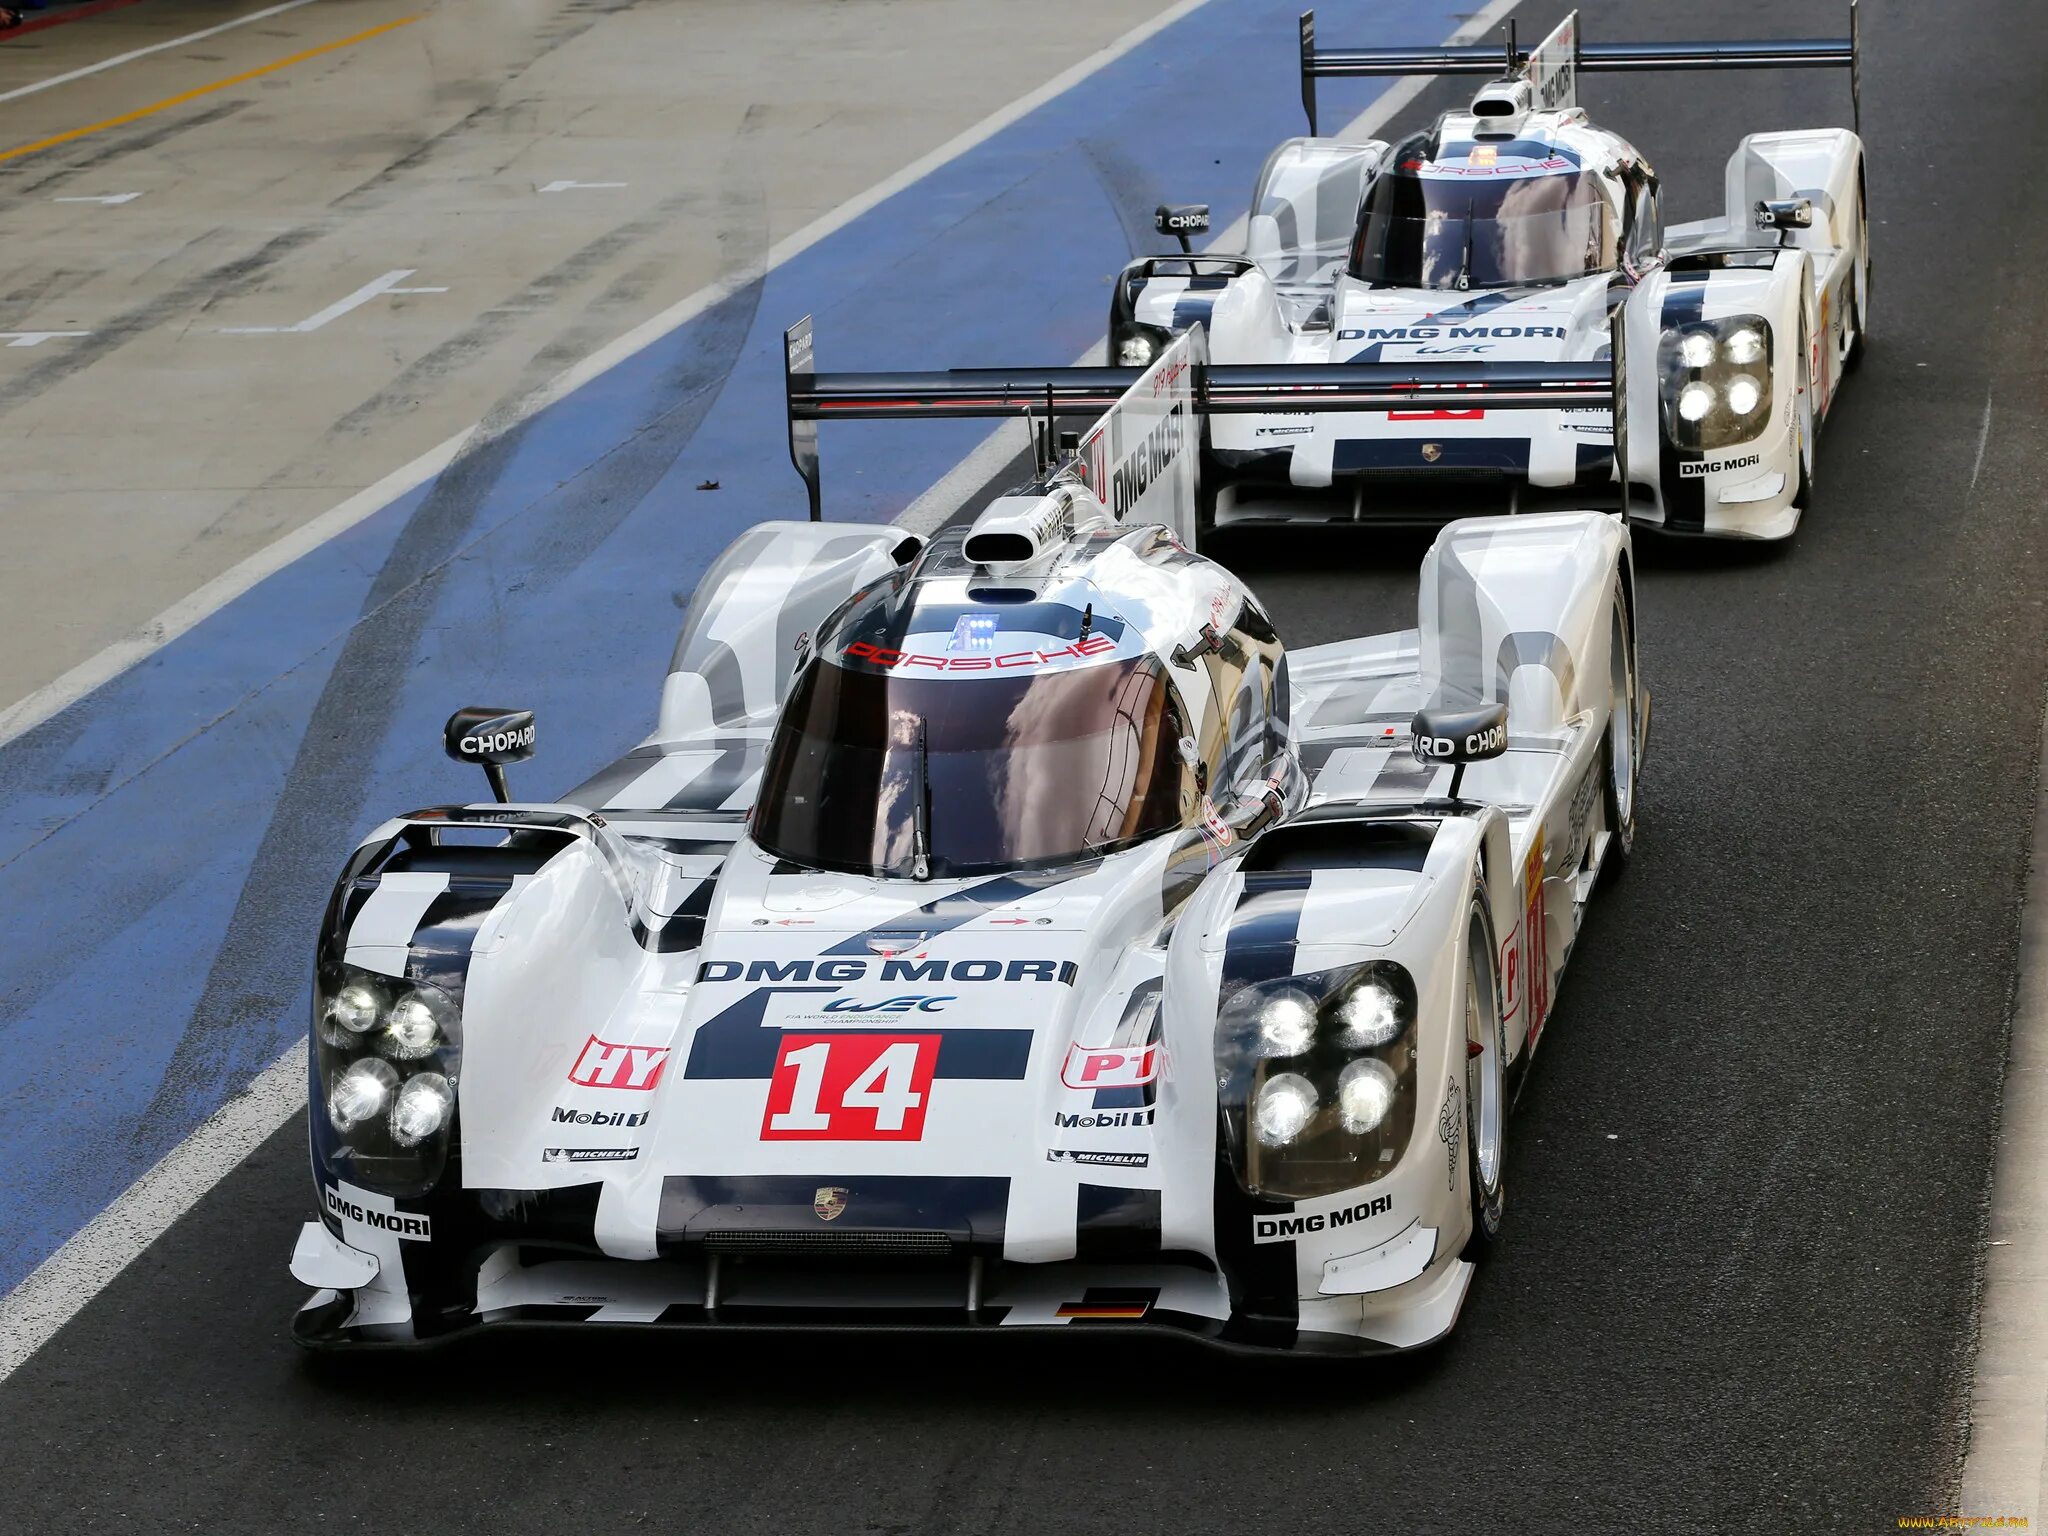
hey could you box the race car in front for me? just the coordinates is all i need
[1110,7,1871,539]
[289,332,1647,1357]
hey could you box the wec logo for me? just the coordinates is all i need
[822,995,954,1014]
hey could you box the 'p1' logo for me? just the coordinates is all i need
[1061,1043,1160,1090]
[568,1035,671,1091]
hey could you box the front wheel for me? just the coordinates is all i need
[1460,890,1506,1260]
[1791,341,1817,512]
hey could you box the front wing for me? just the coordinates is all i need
[290,1217,1474,1357]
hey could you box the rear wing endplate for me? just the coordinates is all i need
[783,318,1613,522]
[1299,2,1860,136]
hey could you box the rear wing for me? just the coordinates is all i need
[1298,3,1860,136]
[782,316,1612,522]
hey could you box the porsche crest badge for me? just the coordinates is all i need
[814,1186,850,1222]
[1421,442,1442,462]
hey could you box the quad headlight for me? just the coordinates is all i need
[1113,323,1171,370]
[1216,961,1419,1199]
[1659,314,1775,452]
[313,964,462,1195]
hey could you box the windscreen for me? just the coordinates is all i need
[1350,164,1617,290]
[754,655,1192,879]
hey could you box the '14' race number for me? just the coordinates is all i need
[760,1034,942,1141]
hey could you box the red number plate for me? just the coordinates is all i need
[760,1033,942,1141]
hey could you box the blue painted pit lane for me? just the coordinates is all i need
[0,0,1471,1293]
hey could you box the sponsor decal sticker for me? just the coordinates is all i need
[457,723,535,757]
[1060,1042,1160,1090]
[567,1035,671,1091]
[1055,1297,1151,1320]
[551,1105,649,1128]
[1438,1079,1462,1191]
[1339,324,1567,342]
[823,994,953,1014]
[1046,1149,1151,1168]
[843,633,1116,674]
[698,957,1077,986]
[1521,831,1550,1048]
[1253,1192,1394,1243]
[543,1147,639,1164]
[1678,452,1762,480]
[323,1185,431,1241]
[1052,1108,1154,1130]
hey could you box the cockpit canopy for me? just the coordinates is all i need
[1350,129,1620,290]
[753,646,1195,880]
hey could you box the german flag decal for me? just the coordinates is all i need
[1055,1288,1155,1321]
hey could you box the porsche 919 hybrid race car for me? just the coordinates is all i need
[1110,6,1871,539]
[290,326,1647,1357]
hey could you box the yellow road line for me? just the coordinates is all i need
[0,13,420,166]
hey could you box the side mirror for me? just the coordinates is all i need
[1155,202,1210,255]
[444,707,535,804]
[1754,197,1814,233]
[1410,700,1507,804]
[1410,700,1508,763]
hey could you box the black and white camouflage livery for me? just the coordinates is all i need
[291,341,1648,1358]
[1111,9,1870,539]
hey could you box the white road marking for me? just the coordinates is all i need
[1959,698,2048,1528]
[0,330,92,348]
[0,0,1221,751]
[0,0,320,107]
[1970,388,1993,492]
[52,193,143,205]
[220,269,448,335]
[0,1042,307,1382]
[0,0,1532,1383]
[539,179,628,193]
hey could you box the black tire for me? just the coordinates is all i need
[1596,583,1638,887]
[1460,889,1506,1260]
[1792,334,1817,513]
[1845,178,1871,373]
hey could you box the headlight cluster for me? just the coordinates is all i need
[314,965,462,1194]
[1113,323,1170,369]
[1215,961,1419,1199]
[1659,314,1774,452]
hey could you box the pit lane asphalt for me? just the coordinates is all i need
[3,0,2045,1530]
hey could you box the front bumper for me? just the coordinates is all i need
[289,1221,1474,1359]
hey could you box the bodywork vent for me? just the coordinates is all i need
[700,1230,955,1257]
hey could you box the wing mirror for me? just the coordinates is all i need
[1755,197,1815,233]
[444,707,535,803]
[1155,203,1210,255]
[1410,700,1508,805]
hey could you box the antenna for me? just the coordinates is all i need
[1504,17,1519,72]
[784,318,822,521]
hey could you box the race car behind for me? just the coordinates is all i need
[1109,6,1870,539]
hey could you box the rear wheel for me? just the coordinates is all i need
[1596,585,1638,886]
[1460,891,1506,1260]
[1845,180,1871,372]
[1791,338,1817,512]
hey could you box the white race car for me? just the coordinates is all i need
[1111,7,1870,539]
[290,329,1647,1356]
